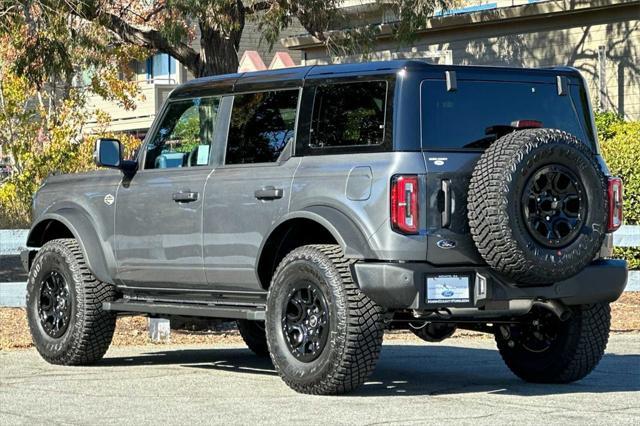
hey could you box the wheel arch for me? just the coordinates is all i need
[27,209,115,283]
[256,207,376,290]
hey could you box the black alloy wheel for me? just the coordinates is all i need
[282,282,330,362]
[26,238,117,365]
[38,271,72,338]
[498,307,560,353]
[266,244,385,394]
[522,165,587,248]
[495,303,611,383]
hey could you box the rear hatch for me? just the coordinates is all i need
[420,73,596,265]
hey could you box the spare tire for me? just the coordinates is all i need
[468,129,607,285]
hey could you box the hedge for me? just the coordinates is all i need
[597,111,640,269]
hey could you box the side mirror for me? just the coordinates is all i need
[94,138,122,168]
[94,138,137,174]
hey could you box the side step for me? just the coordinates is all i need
[103,300,266,321]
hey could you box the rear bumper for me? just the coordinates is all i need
[353,259,628,313]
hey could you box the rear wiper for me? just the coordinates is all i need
[462,120,544,149]
[462,135,498,149]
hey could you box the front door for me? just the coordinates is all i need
[115,95,222,288]
[203,89,301,291]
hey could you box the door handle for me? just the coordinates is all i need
[255,186,283,200]
[172,191,199,203]
[441,180,451,228]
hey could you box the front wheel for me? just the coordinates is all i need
[26,238,117,365]
[495,303,610,383]
[265,245,385,395]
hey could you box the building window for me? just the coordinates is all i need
[145,54,178,83]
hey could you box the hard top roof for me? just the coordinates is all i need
[169,60,582,99]
[170,60,430,98]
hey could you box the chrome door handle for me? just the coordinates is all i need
[172,191,199,203]
[254,186,283,200]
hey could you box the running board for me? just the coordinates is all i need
[103,300,265,321]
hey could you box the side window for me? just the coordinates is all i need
[310,81,387,148]
[225,90,299,165]
[144,97,220,169]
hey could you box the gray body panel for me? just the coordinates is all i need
[202,158,300,291]
[114,167,212,288]
[28,171,121,283]
[289,152,429,261]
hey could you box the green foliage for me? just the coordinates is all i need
[170,108,200,153]
[597,112,640,225]
[596,111,640,269]
[613,247,640,270]
[0,69,141,229]
[594,110,623,140]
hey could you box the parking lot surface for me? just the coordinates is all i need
[1,334,638,425]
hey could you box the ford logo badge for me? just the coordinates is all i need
[442,290,455,297]
[437,239,456,249]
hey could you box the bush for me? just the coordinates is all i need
[597,114,640,225]
[613,247,640,270]
[596,111,640,269]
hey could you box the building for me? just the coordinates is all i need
[285,0,640,120]
[85,19,305,137]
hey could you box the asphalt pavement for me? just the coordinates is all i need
[1,335,638,425]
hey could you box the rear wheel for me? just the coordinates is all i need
[265,245,385,395]
[237,320,269,357]
[495,303,610,383]
[26,238,117,365]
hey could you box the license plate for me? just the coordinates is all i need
[426,275,471,304]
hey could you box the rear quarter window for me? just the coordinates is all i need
[310,80,387,148]
[421,80,592,150]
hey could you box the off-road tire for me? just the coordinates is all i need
[265,245,385,395]
[496,303,610,383]
[468,129,608,284]
[237,320,269,357]
[26,238,117,365]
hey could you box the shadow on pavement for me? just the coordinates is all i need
[98,343,640,397]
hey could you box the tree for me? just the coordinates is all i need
[2,1,453,80]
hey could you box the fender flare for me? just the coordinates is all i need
[27,208,115,284]
[261,206,377,261]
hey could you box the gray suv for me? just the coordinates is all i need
[22,60,627,394]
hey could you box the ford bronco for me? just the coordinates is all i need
[22,60,627,394]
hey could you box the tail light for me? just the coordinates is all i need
[607,177,623,232]
[391,175,419,234]
[510,119,543,129]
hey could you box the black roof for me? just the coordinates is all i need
[169,59,584,99]
[170,60,430,98]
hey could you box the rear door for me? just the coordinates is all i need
[114,96,222,288]
[420,77,592,265]
[202,88,301,291]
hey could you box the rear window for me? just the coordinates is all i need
[226,89,298,165]
[310,81,387,148]
[421,80,591,150]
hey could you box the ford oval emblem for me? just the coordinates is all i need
[437,239,456,249]
[442,290,455,297]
